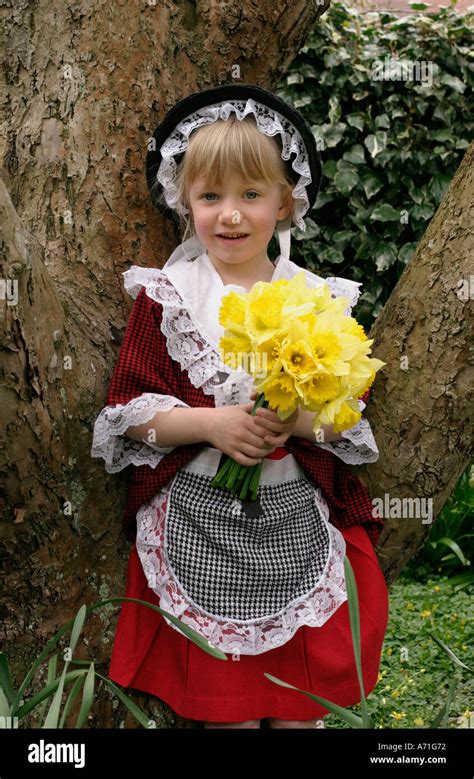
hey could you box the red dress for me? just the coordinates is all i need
[107,498,389,723]
[93,271,389,722]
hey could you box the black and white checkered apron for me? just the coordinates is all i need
[163,448,331,621]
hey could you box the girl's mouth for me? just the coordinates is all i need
[216,233,249,244]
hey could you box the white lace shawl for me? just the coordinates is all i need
[91,257,379,473]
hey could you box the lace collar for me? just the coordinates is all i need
[122,254,362,407]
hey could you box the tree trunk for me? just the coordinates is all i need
[0,0,330,729]
[354,141,474,586]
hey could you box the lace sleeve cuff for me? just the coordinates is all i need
[91,393,191,473]
[315,400,379,465]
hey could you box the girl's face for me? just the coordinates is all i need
[187,171,292,272]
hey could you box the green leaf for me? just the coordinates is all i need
[370,204,401,222]
[398,242,418,265]
[75,663,95,729]
[325,247,345,265]
[343,145,366,165]
[314,122,347,148]
[322,159,337,179]
[286,73,304,85]
[375,243,398,271]
[298,217,320,240]
[428,632,472,672]
[0,686,10,718]
[361,173,384,199]
[0,655,15,706]
[433,537,469,566]
[99,675,152,729]
[334,169,359,195]
[332,229,355,245]
[263,673,365,727]
[411,203,435,221]
[430,679,459,729]
[375,114,391,129]
[346,114,365,132]
[43,605,88,728]
[364,132,387,158]
[439,74,466,93]
[15,671,87,719]
[431,129,453,142]
[59,674,85,729]
[431,173,452,203]
[293,95,313,108]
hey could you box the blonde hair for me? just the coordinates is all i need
[153,115,296,243]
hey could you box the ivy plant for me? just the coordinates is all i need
[274,1,473,327]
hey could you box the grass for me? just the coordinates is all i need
[325,573,473,729]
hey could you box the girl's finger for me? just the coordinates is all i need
[264,434,281,446]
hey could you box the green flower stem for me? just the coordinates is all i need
[210,392,268,499]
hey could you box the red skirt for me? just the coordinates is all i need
[107,522,389,723]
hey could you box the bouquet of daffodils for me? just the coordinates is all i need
[210,272,385,501]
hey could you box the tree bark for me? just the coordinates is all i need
[1,0,330,729]
[354,141,474,586]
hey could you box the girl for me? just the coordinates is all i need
[91,84,389,729]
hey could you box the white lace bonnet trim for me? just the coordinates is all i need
[136,484,348,655]
[156,98,312,231]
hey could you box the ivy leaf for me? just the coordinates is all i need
[298,217,320,240]
[286,73,304,85]
[333,229,355,245]
[375,114,391,129]
[322,159,337,179]
[364,132,388,158]
[440,74,466,94]
[361,173,384,199]
[411,204,435,221]
[293,95,313,108]
[370,204,401,222]
[315,122,347,148]
[334,169,359,195]
[374,243,398,271]
[343,145,366,165]
[325,247,345,265]
[346,114,365,132]
[431,173,452,203]
[432,129,453,142]
[398,242,418,265]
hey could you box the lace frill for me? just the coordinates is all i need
[91,393,192,474]
[136,484,348,655]
[316,398,379,465]
[156,99,312,230]
[91,264,377,472]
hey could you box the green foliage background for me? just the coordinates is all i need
[272,2,473,329]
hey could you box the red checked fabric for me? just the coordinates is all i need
[106,286,381,548]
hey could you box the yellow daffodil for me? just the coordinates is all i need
[299,371,341,406]
[257,372,298,416]
[218,290,247,330]
[212,272,386,500]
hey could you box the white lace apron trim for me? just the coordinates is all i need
[136,447,348,655]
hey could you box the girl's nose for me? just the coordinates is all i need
[218,197,241,223]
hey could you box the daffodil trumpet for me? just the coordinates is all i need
[210,272,386,503]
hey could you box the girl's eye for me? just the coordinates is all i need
[200,191,260,201]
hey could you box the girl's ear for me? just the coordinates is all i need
[278,187,294,220]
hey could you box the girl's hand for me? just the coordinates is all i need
[206,400,277,466]
[249,389,299,446]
